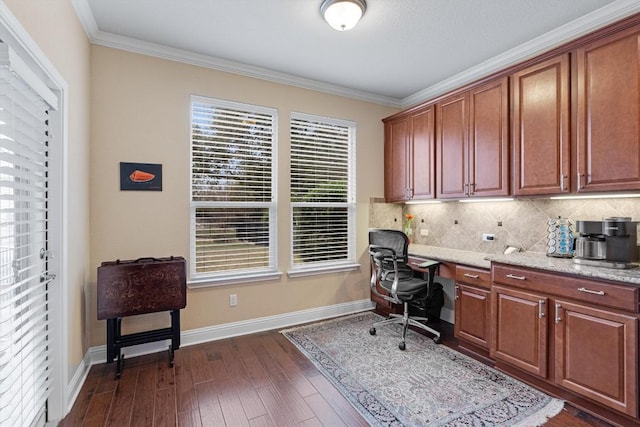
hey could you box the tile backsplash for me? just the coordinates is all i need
[369,197,640,254]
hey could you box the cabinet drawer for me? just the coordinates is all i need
[456,266,491,289]
[492,264,639,312]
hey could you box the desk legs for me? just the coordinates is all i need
[105,310,181,378]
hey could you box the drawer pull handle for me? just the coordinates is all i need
[555,303,562,323]
[538,300,545,318]
[506,274,526,280]
[455,286,460,300]
[463,273,479,279]
[578,287,605,296]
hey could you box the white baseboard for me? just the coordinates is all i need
[64,299,374,411]
[65,348,92,413]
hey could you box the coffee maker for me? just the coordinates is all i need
[574,217,639,268]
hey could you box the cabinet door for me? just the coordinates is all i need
[555,300,638,417]
[455,284,490,348]
[437,93,468,198]
[469,77,510,197]
[512,54,570,196]
[491,285,549,378]
[384,116,409,202]
[410,106,436,199]
[576,28,640,192]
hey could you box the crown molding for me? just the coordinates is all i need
[89,30,401,107]
[71,0,98,37]
[71,0,401,107]
[401,0,640,108]
[72,0,640,110]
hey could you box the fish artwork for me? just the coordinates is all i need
[129,170,156,183]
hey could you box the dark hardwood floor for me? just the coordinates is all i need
[60,316,615,426]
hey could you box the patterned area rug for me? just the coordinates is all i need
[281,312,564,427]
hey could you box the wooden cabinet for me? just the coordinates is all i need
[576,27,640,192]
[384,115,410,202]
[436,93,468,198]
[469,78,510,197]
[491,285,549,378]
[454,266,491,349]
[555,300,638,417]
[383,105,435,202]
[512,54,570,196]
[491,263,639,418]
[436,78,509,199]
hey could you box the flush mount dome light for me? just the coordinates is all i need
[321,0,366,31]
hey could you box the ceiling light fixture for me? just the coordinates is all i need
[321,0,366,31]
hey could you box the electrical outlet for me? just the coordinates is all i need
[482,233,495,242]
[420,229,429,236]
[229,294,238,307]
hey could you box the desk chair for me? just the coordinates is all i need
[368,229,441,350]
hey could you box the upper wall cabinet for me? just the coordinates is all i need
[576,27,640,192]
[436,77,509,199]
[384,105,435,202]
[512,54,570,196]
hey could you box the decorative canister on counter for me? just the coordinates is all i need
[547,217,574,257]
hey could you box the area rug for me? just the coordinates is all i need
[281,312,563,427]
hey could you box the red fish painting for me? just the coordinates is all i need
[129,170,156,183]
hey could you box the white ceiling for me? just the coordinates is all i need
[76,0,640,107]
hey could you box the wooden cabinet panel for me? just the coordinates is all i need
[576,28,640,192]
[492,285,549,378]
[555,300,638,417]
[469,77,510,197]
[436,93,468,198]
[492,263,640,313]
[383,106,435,202]
[411,106,436,199]
[455,284,491,348]
[384,117,409,202]
[512,54,570,196]
[455,265,491,289]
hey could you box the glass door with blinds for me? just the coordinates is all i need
[0,44,56,427]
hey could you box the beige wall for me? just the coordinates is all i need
[89,46,397,345]
[4,0,92,383]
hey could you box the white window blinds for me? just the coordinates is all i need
[290,113,355,267]
[190,97,277,283]
[0,49,55,426]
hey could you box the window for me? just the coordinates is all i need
[290,113,356,275]
[190,96,278,285]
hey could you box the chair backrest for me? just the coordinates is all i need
[368,229,408,261]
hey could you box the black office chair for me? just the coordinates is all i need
[368,228,441,350]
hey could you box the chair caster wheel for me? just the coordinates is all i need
[369,328,376,335]
[433,336,442,344]
[399,342,406,351]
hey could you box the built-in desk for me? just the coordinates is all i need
[403,245,640,425]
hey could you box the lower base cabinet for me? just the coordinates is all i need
[491,286,548,378]
[491,264,639,419]
[554,300,638,417]
[454,266,491,349]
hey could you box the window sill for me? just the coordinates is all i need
[287,262,361,278]
[188,270,283,288]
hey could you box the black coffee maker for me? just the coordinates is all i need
[573,217,639,268]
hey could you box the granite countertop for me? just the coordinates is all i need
[409,244,640,286]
